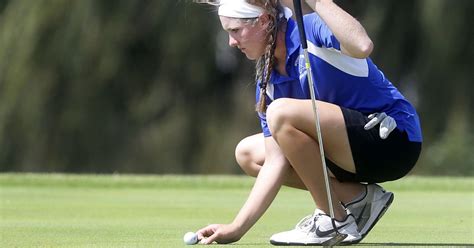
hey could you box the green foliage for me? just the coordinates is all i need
[0,1,472,175]
[0,0,251,173]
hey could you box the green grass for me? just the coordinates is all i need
[0,174,473,247]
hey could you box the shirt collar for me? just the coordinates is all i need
[285,18,301,59]
[269,18,300,85]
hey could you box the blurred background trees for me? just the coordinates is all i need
[0,0,472,175]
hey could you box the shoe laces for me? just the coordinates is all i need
[295,214,320,233]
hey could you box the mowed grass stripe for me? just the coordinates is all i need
[1,173,473,191]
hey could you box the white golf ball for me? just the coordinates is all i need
[183,231,198,245]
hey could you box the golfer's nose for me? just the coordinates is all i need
[228,35,239,48]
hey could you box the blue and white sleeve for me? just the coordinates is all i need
[304,14,341,51]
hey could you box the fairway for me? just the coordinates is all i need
[1,174,473,247]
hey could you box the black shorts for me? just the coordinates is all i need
[326,107,422,184]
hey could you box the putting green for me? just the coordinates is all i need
[0,174,472,247]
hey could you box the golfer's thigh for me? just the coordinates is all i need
[266,98,355,172]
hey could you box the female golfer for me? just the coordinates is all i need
[195,0,422,245]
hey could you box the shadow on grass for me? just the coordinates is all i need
[232,242,474,247]
[358,243,474,247]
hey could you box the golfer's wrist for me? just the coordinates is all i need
[228,221,246,239]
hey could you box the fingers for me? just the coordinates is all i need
[367,113,377,119]
[196,224,223,245]
[195,229,206,240]
[379,116,397,139]
[364,112,397,139]
[364,112,387,130]
[201,232,219,245]
[196,225,216,241]
[196,224,239,245]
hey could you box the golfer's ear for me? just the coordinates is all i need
[258,14,270,26]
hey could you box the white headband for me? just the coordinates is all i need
[218,0,264,18]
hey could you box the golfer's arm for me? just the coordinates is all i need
[231,137,290,236]
[308,0,373,58]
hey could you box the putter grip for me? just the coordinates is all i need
[292,0,308,49]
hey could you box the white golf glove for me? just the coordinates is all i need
[364,112,397,139]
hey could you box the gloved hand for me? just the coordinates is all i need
[364,112,397,139]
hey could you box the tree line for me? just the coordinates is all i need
[0,0,472,175]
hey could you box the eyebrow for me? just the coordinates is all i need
[222,18,257,32]
[224,26,238,32]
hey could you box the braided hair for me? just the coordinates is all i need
[250,0,282,113]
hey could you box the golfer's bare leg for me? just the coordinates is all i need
[235,132,364,205]
[235,134,305,189]
[266,98,362,220]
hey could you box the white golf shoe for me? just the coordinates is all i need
[345,184,394,241]
[269,209,361,246]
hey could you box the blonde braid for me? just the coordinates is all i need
[254,0,281,113]
[256,33,277,112]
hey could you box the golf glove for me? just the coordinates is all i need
[364,112,397,139]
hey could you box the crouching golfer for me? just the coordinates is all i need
[195,0,422,245]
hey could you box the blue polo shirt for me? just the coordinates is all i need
[257,14,422,142]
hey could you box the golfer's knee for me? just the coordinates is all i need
[235,137,259,177]
[267,98,296,138]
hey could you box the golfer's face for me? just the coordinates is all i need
[219,16,268,60]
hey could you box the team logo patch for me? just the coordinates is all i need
[296,54,307,81]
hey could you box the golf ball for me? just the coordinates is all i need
[183,231,198,245]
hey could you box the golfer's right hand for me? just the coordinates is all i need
[196,223,241,245]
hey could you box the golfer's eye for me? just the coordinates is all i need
[230,28,239,33]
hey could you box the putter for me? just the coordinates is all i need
[292,0,347,246]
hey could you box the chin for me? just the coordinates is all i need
[244,53,259,61]
[246,55,258,60]
[242,49,264,60]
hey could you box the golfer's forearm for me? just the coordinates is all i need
[231,161,288,236]
[281,0,314,16]
[313,0,373,58]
